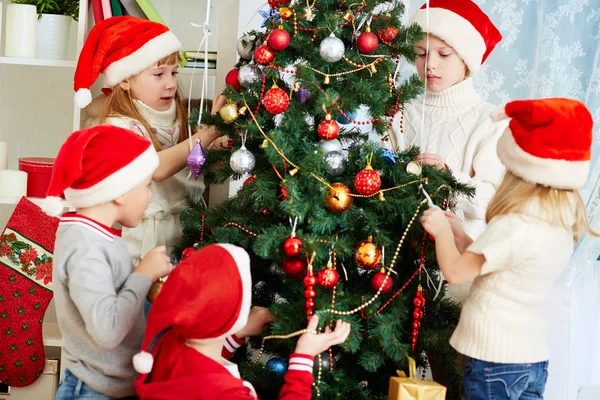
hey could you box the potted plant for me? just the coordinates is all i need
[11,0,80,60]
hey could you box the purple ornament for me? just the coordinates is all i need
[298,86,312,104]
[187,139,207,180]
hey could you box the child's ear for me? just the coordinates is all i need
[119,80,130,91]
[113,195,126,206]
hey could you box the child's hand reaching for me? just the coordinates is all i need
[134,245,173,282]
[236,306,276,338]
[421,208,452,238]
[444,211,473,253]
[416,153,446,169]
[294,316,351,357]
[211,94,227,115]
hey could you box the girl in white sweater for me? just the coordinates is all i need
[389,0,506,302]
[73,17,226,265]
[421,98,596,399]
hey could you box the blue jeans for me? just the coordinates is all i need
[464,357,549,400]
[55,369,138,400]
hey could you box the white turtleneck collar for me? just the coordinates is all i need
[134,99,177,128]
[419,77,481,109]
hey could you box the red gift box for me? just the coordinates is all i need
[18,157,60,198]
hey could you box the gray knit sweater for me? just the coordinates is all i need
[52,213,152,398]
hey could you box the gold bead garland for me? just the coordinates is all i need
[325,199,426,315]
[251,328,318,365]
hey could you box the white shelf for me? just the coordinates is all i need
[0,197,71,208]
[0,57,76,68]
[179,68,216,76]
[42,323,63,347]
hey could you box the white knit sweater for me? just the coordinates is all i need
[389,78,506,239]
[451,209,574,363]
[389,79,507,303]
[104,101,205,264]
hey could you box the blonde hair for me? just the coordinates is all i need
[486,171,597,243]
[100,52,189,151]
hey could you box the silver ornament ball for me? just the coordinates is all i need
[319,33,345,63]
[230,147,256,175]
[323,151,348,176]
[238,64,262,88]
[237,34,256,59]
[318,139,343,153]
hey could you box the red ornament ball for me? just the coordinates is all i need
[254,45,275,65]
[268,28,291,51]
[306,299,315,309]
[282,236,303,257]
[282,258,306,278]
[317,119,340,140]
[303,274,317,287]
[354,166,381,196]
[264,87,290,114]
[243,175,256,186]
[413,296,425,308]
[225,68,241,92]
[304,287,316,299]
[357,31,379,54]
[278,185,288,201]
[318,268,340,289]
[371,270,393,293]
[268,0,290,7]
[413,309,423,320]
[378,26,399,42]
[181,246,196,261]
[412,320,421,330]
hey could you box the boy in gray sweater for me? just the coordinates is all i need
[43,125,173,399]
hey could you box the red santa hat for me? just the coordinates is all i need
[43,125,159,216]
[74,16,182,109]
[491,98,593,189]
[132,244,252,375]
[410,0,502,74]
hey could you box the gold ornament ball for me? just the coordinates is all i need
[325,183,353,213]
[279,7,293,20]
[354,236,382,269]
[219,103,239,124]
[406,161,422,175]
[147,280,164,303]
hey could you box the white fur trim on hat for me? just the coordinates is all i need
[133,350,154,374]
[74,89,93,109]
[411,8,486,74]
[497,129,590,189]
[104,31,182,86]
[64,146,159,209]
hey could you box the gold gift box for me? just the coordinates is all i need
[388,356,446,400]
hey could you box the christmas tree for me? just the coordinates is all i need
[181,0,472,398]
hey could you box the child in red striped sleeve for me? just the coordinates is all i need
[134,244,351,400]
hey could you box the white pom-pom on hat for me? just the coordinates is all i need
[74,89,92,109]
[42,197,64,217]
[133,351,154,374]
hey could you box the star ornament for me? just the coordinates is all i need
[258,7,281,28]
[381,149,399,165]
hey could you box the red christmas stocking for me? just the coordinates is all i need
[0,198,59,387]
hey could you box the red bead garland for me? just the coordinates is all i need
[411,285,425,351]
[303,261,317,316]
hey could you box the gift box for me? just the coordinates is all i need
[388,356,446,400]
[18,157,58,198]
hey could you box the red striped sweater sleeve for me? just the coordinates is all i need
[279,353,315,400]
[221,334,245,360]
